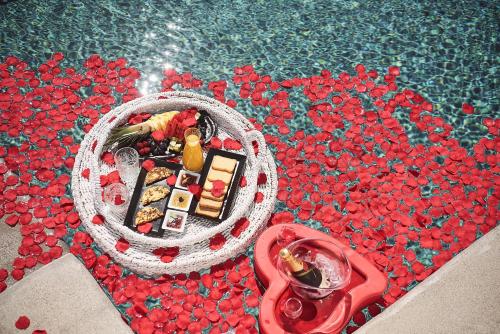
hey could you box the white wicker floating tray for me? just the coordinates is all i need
[72,91,277,276]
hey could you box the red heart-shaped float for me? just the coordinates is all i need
[254,224,387,334]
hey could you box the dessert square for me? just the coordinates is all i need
[211,155,237,173]
[201,190,224,202]
[199,197,224,211]
[207,168,233,185]
[203,180,228,194]
[195,204,220,219]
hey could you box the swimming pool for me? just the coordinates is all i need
[0,0,498,333]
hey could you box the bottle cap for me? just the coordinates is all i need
[279,248,291,258]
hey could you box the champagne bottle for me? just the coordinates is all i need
[279,248,322,287]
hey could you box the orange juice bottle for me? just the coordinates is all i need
[182,128,204,172]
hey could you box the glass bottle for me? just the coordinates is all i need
[279,248,323,287]
[182,128,204,172]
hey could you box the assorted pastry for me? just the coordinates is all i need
[140,185,170,206]
[135,207,164,226]
[145,167,173,185]
[124,149,246,238]
[111,107,248,238]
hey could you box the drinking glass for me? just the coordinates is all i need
[282,297,303,319]
[182,128,204,172]
[114,147,140,187]
[103,183,130,216]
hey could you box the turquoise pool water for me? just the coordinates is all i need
[1,0,498,333]
[1,0,498,132]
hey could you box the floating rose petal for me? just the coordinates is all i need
[462,103,474,114]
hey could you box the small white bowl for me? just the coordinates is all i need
[175,170,201,190]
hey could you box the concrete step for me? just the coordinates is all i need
[0,253,133,334]
[357,225,500,334]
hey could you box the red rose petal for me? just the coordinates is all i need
[101,151,115,165]
[141,159,155,171]
[5,215,18,227]
[209,137,222,149]
[12,269,25,281]
[24,256,37,268]
[115,238,130,253]
[257,173,267,185]
[211,180,225,198]
[187,184,201,196]
[254,192,264,203]
[92,214,105,225]
[223,138,243,150]
[226,313,240,327]
[231,218,250,237]
[209,233,226,251]
[207,311,220,322]
[239,176,247,188]
[49,246,63,259]
[0,268,8,280]
[137,223,153,234]
[15,315,30,330]
[462,103,474,114]
[166,174,177,186]
[245,294,259,308]
[114,195,125,205]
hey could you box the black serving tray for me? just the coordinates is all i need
[189,148,247,222]
[124,159,183,238]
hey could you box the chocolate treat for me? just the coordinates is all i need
[181,173,198,187]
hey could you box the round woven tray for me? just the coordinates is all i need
[71,91,277,276]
